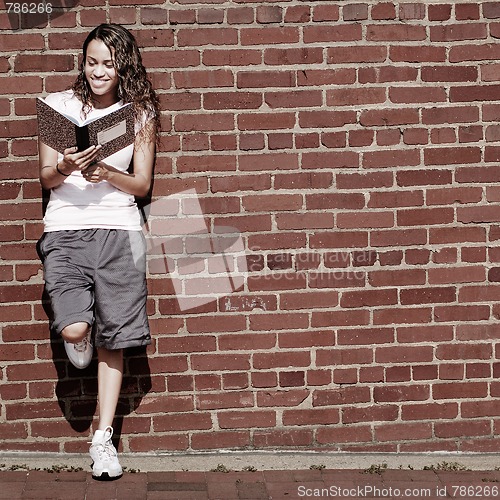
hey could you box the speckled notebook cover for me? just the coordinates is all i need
[36,98,135,161]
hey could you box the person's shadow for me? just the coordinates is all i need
[39,288,152,446]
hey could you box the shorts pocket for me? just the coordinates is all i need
[128,230,147,273]
[36,233,48,261]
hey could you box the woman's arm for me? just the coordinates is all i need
[39,140,102,190]
[83,120,156,198]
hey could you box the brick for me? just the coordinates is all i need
[191,431,250,450]
[425,147,481,165]
[436,343,492,360]
[298,69,355,86]
[145,48,199,69]
[222,372,249,390]
[434,305,490,322]
[327,87,386,106]
[254,429,312,447]
[313,387,371,406]
[433,382,488,399]
[204,92,261,110]
[327,46,386,64]
[368,190,424,209]
[198,8,224,24]
[374,306,432,326]
[303,24,362,43]
[14,54,74,72]
[390,46,446,62]
[265,47,323,65]
[153,413,212,432]
[285,5,310,23]
[169,9,196,25]
[422,66,478,82]
[374,384,430,403]
[299,110,356,129]
[375,422,432,442]
[175,113,234,132]
[218,410,275,429]
[389,86,446,103]
[178,28,237,46]
[241,27,299,46]
[203,49,261,66]
[227,7,254,24]
[360,108,419,126]
[371,2,396,20]
[0,34,44,51]
[317,425,372,445]
[253,351,310,369]
[341,289,398,308]
[399,3,425,20]
[256,6,282,24]
[257,389,309,408]
[429,4,452,21]
[302,151,358,169]
[450,44,500,63]
[367,24,426,42]
[174,69,233,89]
[109,7,137,24]
[451,84,500,103]
[265,90,322,109]
[430,24,487,42]
[484,2,500,19]
[363,149,420,169]
[313,4,340,22]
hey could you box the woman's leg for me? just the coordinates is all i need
[89,347,124,479]
[61,322,93,369]
[61,322,90,343]
[96,347,123,429]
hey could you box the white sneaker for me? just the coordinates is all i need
[89,426,123,479]
[64,333,93,369]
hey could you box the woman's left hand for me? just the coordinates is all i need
[82,161,110,183]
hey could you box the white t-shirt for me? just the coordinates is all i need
[42,90,146,232]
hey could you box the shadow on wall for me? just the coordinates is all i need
[39,286,152,444]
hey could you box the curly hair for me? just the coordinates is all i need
[73,24,161,144]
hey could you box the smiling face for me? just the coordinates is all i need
[84,39,120,108]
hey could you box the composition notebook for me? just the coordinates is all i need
[36,97,135,162]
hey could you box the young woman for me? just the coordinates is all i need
[38,23,160,479]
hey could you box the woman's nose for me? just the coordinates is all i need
[92,65,106,76]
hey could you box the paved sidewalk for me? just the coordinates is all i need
[2,467,500,499]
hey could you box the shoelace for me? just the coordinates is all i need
[95,442,116,461]
[91,436,116,461]
[73,337,90,352]
[89,427,116,459]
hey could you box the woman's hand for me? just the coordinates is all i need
[39,141,103,190]
[58,145,102,176]
[82,161,111,183]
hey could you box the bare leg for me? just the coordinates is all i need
[97,347,123,430]
[61,322,90,343]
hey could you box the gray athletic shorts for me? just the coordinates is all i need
[37,229,151,350]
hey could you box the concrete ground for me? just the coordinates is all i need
[1,451,500,499]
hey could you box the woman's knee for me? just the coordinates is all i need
[61,322,90,343]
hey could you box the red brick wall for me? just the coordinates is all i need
[2,1,500,453]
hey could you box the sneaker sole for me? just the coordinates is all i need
[92,471,123,481]
[91,466,123,480]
